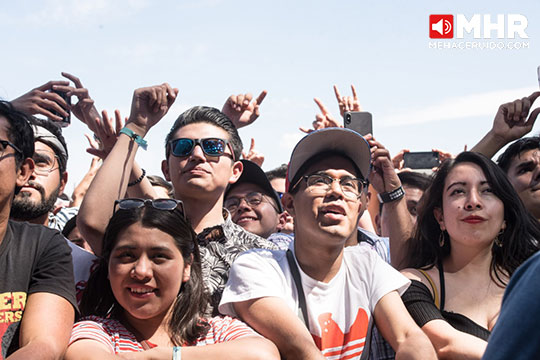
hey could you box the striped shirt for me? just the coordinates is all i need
[69,315,258,353]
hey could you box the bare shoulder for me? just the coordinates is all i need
[400,267,424,281]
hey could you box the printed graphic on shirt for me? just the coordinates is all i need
[0,292,27,359]
[312,308,369,360]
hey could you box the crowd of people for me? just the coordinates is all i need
[0,72,539,359]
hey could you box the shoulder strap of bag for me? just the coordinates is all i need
[286,249,310,331]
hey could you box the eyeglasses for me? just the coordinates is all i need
[0,139,22,157]
[32,151,60,176]
[224,192,279,213]
[169,138,234,160]
[291,173,367,199]
[114,198,186,219]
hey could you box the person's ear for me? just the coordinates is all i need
[276,212,287,231]
[228,160,243,184]
[281,193,295,217]
[16,158,34,188]
[59,171,68,194]
[433,207,445,230]
[161,159,171,181]
[182,254,193,283]
[374,213,382,236]
[359,190,370,214]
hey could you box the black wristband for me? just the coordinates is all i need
[377,186,405,203]
[128,168,146,187]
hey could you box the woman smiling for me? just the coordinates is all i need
[401,152,540,359]
[65,199,278,360]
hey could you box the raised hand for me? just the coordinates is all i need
[491,91,540,143]
[366,135,401,194]
[85,109,125,159]
[127,83,178,136]
[10,80,70,121]
[432,148,454,164]
[333,84,362,117]
[242,138,265,167]
[391,149,410,170]
[222,90,267,129]
[51,72,101,130]
[471,91,540,158]
[299,98,342,134]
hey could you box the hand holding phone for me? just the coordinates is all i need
[51,90,71,127]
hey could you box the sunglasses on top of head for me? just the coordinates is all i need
[168,138,235,160]
[114,198,186,219]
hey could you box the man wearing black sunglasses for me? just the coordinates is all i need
[78,84,277,315]
[0,101,78,359]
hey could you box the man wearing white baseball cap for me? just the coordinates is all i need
[219,128,435,359]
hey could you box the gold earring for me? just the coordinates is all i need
[494,229,504,248]
[439,231,445,247]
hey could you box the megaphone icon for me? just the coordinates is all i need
[432,19,452,35]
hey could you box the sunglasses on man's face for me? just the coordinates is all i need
[168,138,234,160]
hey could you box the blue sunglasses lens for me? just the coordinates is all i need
[202,139,226,155]
[171,139,195,156]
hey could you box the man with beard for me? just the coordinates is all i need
[10,118,74,229]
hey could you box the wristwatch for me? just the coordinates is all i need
[377,186,405,203]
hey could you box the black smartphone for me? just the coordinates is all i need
[343,111,373,136]
[403,151,440,169]
[51,90,71,127]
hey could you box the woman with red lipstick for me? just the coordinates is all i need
[400,152,540,359]
[64,199,279,360]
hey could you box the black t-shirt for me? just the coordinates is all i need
[0,220,77,358]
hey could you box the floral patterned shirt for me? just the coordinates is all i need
[198,210,278,315]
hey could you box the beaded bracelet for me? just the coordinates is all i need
[128,168,146,187]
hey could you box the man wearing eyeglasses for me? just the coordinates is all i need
[220,128,436,359]
[10,118,73,229]
[224,159,286,240]
[0,101,77,359]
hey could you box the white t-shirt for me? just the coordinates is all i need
[219,244,410,359]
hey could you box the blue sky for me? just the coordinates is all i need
[1,0,539,192]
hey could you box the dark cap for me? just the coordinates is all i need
[226,160,283,213]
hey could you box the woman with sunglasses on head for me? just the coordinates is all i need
[400,152,540,359]
[65,199,279,360]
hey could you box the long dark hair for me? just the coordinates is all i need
[79,205,210,345]
[405,151,540,286]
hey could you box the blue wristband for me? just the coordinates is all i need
[119,127,148,151]
[173,346,182,360]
